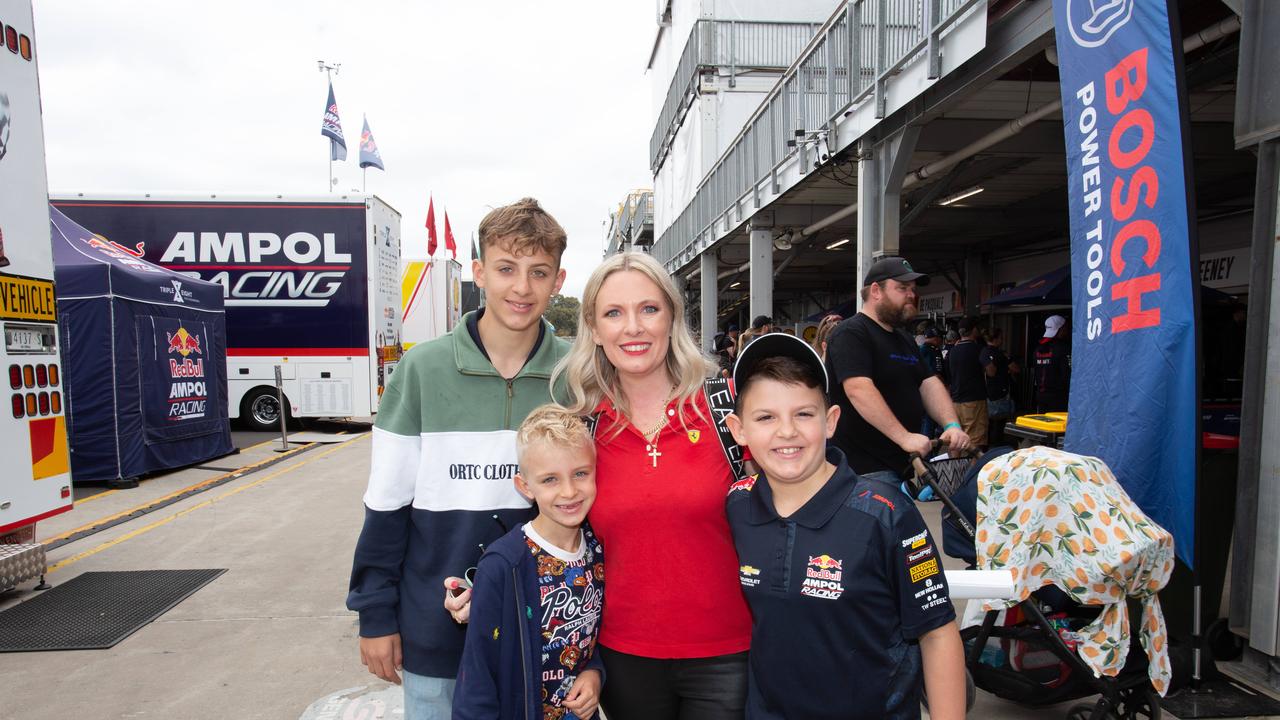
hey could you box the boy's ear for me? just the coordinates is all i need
[513,472,534,501]
[552,267,566,295]
[472,258,486,289]
[824,404,841,439]
[725,412,747,447]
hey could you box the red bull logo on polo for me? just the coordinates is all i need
[808,554,842,571]
[802,553,846,599]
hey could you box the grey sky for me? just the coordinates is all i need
[32,0,655,297]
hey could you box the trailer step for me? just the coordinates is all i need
[0,542,47,592]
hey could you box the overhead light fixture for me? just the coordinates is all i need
[729,281,741,289]
[938,186,985,206]
[773,230,794,251]
[825,238,850,250]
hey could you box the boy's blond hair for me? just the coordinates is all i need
[516,404,594,467]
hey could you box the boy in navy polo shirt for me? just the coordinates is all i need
[724,334,965,720]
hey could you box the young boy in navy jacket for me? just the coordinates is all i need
[724,334,966,720]
[454,404,605,720]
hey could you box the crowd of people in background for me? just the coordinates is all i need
[714,307,1071,452]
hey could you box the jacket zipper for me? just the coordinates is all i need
[505,379,515,429]
[513,565,530,720]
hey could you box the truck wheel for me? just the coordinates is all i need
[241,388,290,432]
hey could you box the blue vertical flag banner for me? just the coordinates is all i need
[321,82,347,162]
[359,116,385,171]
[1054,0,1199,565]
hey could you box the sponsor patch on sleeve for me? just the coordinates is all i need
[908,557,940,584]
[906,545,934,564]
[900,530,928,549]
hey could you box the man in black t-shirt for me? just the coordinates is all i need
[945,317,988,448]
[827,257,972,481]
[980,328,1014,445]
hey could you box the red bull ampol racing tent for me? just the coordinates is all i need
[49,205,233,484]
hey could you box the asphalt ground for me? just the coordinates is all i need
[0,430,1206,720]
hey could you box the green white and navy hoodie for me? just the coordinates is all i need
[347,310,569,679]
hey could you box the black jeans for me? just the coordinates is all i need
[598,646,748,720]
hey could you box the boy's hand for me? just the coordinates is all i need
[359,633,403,685]
[443,576,471,624]
[562,668,601,718]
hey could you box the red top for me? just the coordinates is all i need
[590,392,753,658]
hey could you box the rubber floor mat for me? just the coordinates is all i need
[0,569,226,652]
[1160,677,1280,718]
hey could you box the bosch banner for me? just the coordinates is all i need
[1053,0,1199,564]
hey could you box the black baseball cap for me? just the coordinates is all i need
[733,332,829,395]
[863,256,929,287]
[751,314,773,330]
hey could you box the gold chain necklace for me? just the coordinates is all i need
[640,386,677,468]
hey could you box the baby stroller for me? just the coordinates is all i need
[910,445,1174,720]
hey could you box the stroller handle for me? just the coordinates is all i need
[908,451,978,540]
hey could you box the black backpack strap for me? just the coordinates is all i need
[583,412,600,439]
[702,378,747,482]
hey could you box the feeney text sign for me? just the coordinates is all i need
[1053,0,1199,564]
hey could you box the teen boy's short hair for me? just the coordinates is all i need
[515,403,594,467]
[477,198,568,263]
[731,333,831,413]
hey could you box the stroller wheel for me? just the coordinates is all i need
[1116,685,1162,720]
[1066,703,1105,720]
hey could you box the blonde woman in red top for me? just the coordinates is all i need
[555,252,751,719]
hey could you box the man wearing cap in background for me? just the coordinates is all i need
[945,317,988,449]
[1034,314,1071,413]
[826,256,972,485]
[751,314,774,337]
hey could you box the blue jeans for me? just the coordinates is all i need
[403,671,455,720]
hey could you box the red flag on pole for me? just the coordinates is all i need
[444,211,457,260]
[426,196,438,257]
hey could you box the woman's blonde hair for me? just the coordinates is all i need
[552,252,714,432]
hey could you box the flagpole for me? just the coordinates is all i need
[363,167,367,193]
[318,60,341,192]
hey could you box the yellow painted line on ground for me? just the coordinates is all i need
[42,441,317,546]
[73,489,119,506]
[47,434,369,574]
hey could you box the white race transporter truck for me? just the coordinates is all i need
[51,194,403,431]
[1,0,72,589]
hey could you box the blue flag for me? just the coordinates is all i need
[359,116,385,171]
[1053,0,1199,564]
[321,82,346,162]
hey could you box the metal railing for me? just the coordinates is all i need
[650,19,822,174]
[652,0,982,269]
[606,190,655,255]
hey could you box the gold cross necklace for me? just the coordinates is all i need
[640,387,676,469]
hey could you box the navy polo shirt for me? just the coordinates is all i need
[726,448,956,720]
